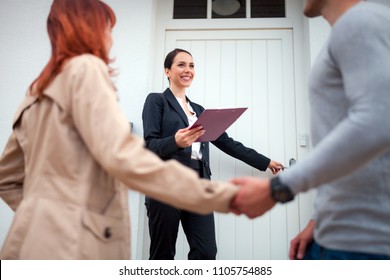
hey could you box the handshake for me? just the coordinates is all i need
[227,160,292,218]
[228,177,278,219]
[230,174,294,218]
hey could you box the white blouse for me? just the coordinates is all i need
[175,97,202,160]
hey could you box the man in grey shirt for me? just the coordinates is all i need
[231,0,390,259]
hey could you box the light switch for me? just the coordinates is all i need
[299,134,308,147]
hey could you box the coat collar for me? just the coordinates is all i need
[13,93,39,128]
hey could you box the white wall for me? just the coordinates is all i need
[0,0,157,259]
[0,0,52,255]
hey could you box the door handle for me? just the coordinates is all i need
[281,158,296,170]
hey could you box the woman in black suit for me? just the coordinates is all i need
[142,48,283,260]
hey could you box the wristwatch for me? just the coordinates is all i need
[270,177,294,203]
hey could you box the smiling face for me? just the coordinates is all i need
[165,51,195,90]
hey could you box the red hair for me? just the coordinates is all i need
[30,0,116,98]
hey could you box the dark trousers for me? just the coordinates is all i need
[145,160,217,260]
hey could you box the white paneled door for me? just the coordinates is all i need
[164,29,300,260]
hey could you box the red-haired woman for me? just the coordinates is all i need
[0,0,238,259]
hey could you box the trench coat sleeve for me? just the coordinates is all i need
[69,56,237,214]
[0,132,24,211]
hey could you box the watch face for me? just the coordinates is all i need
[278,190,293,203]
[271,177,294,203]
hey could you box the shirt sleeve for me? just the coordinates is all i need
[280,12,390,193]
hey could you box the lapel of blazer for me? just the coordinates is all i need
[163,88,189,126]
[188,98,203,118]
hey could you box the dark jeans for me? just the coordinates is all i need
[304,240,390,260]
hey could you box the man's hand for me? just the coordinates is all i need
[289,219,315,260]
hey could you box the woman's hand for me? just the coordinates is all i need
[268,160,284,174]
[175,126,205,148]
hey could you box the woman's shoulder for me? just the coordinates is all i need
[144,92,166,108]
[65,54,107,73]
[145,92,166,102]
[147,92,163,98]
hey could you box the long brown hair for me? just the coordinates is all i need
[30,0,116,98]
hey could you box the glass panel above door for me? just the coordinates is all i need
[212,0,246,18]
[173,0,207,19]
[173,0,285,19]
[251,0,285,18]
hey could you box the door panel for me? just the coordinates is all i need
[165,29,299,259]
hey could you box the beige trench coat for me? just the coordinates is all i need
[0,54,238,259]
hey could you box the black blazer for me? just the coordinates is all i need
[142,88,270,179]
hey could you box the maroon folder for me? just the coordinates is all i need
[190,107,248,142]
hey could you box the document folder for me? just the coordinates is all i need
[190,107,248,142]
